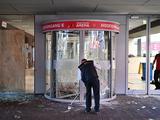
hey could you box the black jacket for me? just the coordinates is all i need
[78,60,98,83]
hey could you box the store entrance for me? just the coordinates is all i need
[43,20,119,102]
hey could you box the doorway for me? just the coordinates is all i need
[127,15,160,94]
[43,20,119,101]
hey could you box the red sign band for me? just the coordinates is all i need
[42,20,120,33]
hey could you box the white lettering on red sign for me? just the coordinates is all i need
[43,23,64,29]
[42,20,120,32]
[76,22,89,28]
[101,23,119,30]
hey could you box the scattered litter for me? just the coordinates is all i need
[63,109,70,113]
[133,95,160,101]
[108,101,119,105]
[67,105,72,110]
[152,107,157,110]
[37,104,45,108]
[100,101,118,109]
[132,95,149,98]
[131,101,138,105]
[150,95,160,101]
[16,110,22,114]
[0,94,34,102]
[126,101,138,105]
[126,101,131,104]
[101,101,119,107]
[74,108,81,112]
[14,115,21,119]
[18,101,30,105]
[141,106,146,109]
[43,108,54,111]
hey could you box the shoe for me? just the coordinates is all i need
[150,81,155,84]
[84,108,91,113]
[155,87,160,90]
[94,109,100,113]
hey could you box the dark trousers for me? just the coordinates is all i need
[84,78,100,111]
[154,70,160,89]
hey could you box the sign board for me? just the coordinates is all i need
[42,20,120,33]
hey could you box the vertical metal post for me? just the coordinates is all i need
[126,16,129,94]
[108,31,112,98]
[79,30,84,102]
[146,17,150,95]
[44,33,47,96]
[51,31,57,98]
[110,32,113,98]
[137,39,142,57]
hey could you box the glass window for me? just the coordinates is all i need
[150,17,160,90]
[45,29,117,100]
[56,31,80,98]
[84,30,113,98]
[128,17,147,91]
[45,30,80,99]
